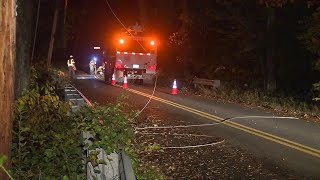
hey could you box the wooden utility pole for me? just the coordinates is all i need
[0,0,16,179]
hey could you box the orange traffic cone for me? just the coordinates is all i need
[171,79,178,95]
[111,73,116,85]
[123,76,128,88]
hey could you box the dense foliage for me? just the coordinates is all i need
[11,68,83,178]
[9,67,162,179]
[300,2,320,100]
[169,1,260,85]
[169,1,315,90]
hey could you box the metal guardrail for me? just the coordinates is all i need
[64,85,136,180]
[119,150,136,180]
[192,78,221,88]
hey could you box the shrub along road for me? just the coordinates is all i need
[74,77,320,178]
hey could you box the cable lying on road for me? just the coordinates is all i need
[134,73,158,117]
[125,73,159,122]
[135,116,299,130]
[138,132,216,138]
[105,0,159,121]
[134,116,297,149]
[138,132,225,149]
[161,140,225,149]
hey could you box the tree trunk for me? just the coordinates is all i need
[47,0,59,69]
[181,0,190,74]
[0,0,16,179]
[16,0,33,97]
[63,0,68,25]
[62,0,68,49]
[265,7,277,91]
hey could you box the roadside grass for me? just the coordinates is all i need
[193,84,320,120]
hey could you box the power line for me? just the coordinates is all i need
[104,0,157,117]
[135,116,299,130]
[138,132,225,149]
[104,0,147,53]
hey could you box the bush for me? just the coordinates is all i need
[11,67,164,179]
[12,67,84,179]
[195,84,320,118]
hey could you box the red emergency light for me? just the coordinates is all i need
[115,63,123,69]
[149,65,156,70]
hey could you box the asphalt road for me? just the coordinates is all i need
[74,76,320,178]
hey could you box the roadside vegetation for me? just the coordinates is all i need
[193,84,320,120]
[157,71,320,121]
[157,0,320,121]
[0,66,163,179]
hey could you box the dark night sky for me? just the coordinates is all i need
[66,0,147,66]
[74,0,140,48]
[32,0,320,90]
[65,0,178,67]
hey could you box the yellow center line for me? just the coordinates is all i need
[121,87,320,158]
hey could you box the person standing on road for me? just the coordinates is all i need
[104,57,113,84]
[97,64,105,75]
[67,55,76,80]
[89,59,95,75]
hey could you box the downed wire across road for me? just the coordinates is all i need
[135,116,298,149]
[134,116,299,130]
[137,132,225,149]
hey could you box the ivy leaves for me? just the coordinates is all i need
[74,102,135,167]
[10,67,160,179]
[11,68,84,179]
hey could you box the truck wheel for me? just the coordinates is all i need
[139,79,143,85]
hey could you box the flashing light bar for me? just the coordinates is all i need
[93,47,101,49]
[116,52,152,56]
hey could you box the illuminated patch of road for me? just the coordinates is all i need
[76,75,95,80]
[119,85,320,158]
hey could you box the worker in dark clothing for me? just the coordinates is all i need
[104,57,113,84]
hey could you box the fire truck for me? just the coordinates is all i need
[112,24,157,84]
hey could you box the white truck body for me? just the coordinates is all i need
[114,34,157,84]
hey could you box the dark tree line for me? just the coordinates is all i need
[1,0,67,178]
[2,0,320,179]
[138,0,320,93]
